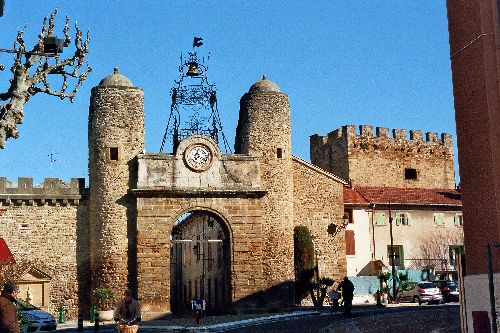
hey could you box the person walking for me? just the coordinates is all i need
[0,281,20,333]
[114,289,141,333]
[337,276,354,316]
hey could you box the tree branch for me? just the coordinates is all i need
[0,8,91,148]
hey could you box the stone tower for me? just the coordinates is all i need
[311,125,455,189]
[235,75,295,306]
[88,68,144,297]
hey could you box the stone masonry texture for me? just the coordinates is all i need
[237,89,295,307]
[311,125,455,189]
[0,178,88,319]
[88,84,144,304]
[0,75,347,320]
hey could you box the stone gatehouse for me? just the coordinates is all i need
[0,69,347,318]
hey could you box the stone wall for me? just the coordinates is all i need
[0,177,88,319]
[292,157,347,281]
[134,196,265,317]
[311,125,456,189]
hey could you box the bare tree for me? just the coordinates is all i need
[0,8,91,148]
[418,227,464,270]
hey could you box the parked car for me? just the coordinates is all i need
[16,300,57,332]
[434,280,460,302]
[398,281,443,304]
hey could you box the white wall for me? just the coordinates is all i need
[347,207,463,276]
[346,209,372,276]
[463,273,500,332]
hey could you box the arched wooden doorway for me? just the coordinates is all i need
[170,210,232,314]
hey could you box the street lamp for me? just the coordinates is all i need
[327,214,350,236]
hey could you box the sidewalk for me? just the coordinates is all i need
[55,304,420,333]
[56,310,321,333]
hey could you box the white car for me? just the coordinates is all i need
[16,300,57,332]
[399,281,443,304]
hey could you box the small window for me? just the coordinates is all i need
[375,212,385,226]
[277,148,283,158]
[449,245,464,268]
[387,245,404,267]
[344,210,353,224]
[396,213,412,226]
[109,147,119,161]
[405,168,417,180]
[434,213,445,226]
[345,230,355,255]
[19,223,30,231]
[454,214,463,226]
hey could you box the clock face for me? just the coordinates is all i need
[185,144,212,171]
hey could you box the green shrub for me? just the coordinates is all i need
[294,225,315,304]
[93,288,114,310]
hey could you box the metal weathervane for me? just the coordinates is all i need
[160,37,231,153]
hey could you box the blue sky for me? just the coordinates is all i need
[0,1,457,185]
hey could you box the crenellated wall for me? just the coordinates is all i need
[311,125,455,189]
[0,177,89,319]
[0,177,84,204]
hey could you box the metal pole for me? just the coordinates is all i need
[487,243,498,333]
[389,202,397,302]
[202,217,206,300]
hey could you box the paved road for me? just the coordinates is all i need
[224,305,460,333]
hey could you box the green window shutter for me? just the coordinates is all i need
[375,212,385,225]
[435,213,444,226]
[454,214,462,226]
[407,213,412,226]
[395,213,401,226]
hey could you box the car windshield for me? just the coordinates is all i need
[16,300,39,310]
[419,282,436,289]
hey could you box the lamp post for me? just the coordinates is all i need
[388,202,397,303]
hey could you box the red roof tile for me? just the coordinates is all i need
[344,186,462,206]
[343,187,369,204]
[0,238,15,265]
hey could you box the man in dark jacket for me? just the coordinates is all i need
[0,281,20,333]
[114,289,141,326]
[337,276,354,316]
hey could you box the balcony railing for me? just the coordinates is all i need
[403,258,456,272]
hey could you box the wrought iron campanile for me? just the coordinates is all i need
[160,38,230,153]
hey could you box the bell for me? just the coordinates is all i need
[186,62,200,77]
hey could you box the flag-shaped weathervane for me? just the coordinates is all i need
[193,37,203,48]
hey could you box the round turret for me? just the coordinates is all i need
[98,67,133,87]
[235,75,294,306]
[88,68,144,297]
[248,75,282,93]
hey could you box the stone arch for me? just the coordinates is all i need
[169,206,233,314]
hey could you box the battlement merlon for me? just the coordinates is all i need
[311,125,453,147]
[0,177,85,205]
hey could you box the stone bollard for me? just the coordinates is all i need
[94,312,99,331]
[58,305,66,324]
[77,315,84,332]
[90,305,96,323]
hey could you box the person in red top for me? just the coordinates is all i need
[0,281,20,333]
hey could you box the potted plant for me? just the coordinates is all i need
[93,288,114,322]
